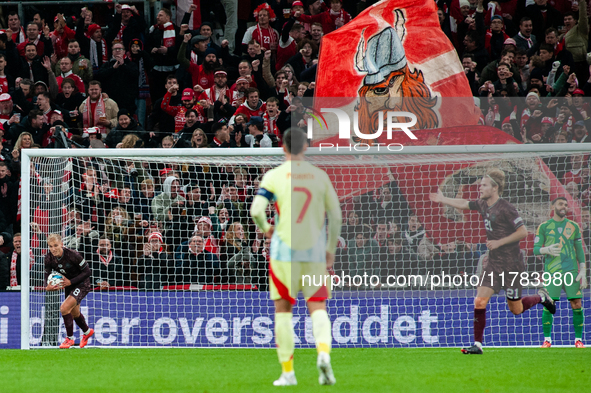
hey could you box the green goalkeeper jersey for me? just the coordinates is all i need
[533,218,585,273]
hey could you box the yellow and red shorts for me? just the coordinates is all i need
[269,259,331,305]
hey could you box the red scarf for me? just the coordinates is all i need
[9,251,18,286]
[116,23,127,42]
[11,27,25,43]
[203,85,230,105]
[82,95,108,133]
[98,249,113,266]
[154,22,176,48]
[263,111,282,145]
[253,24,278,51]
[9,250,34,286]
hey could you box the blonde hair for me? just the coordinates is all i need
[140,178,154,191]
[47,233,62,243]
[191,128,208,148]
[14,132,34,151]
[486,169,506,194]
[120,134,141,149]
[224,222,244,248]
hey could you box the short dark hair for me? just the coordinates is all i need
[89,80,102,88]
[552,196,568,204]
[160,8,172,19]
[462,53,474,61]
[186,108,199,118]
[267,97,280,105]
[564,12,576,19]
[211,122,225,135]
[545,27,558,36]
[39,92,51,101]
[246,87,259,97]
[519,17,532,25]
[29,109,42,119]
[539,43,554,54]
[25,42,37,50]
[515,48,527,57]
[7,11,19,19]
[501,48,515,57]
[283,128,307,155]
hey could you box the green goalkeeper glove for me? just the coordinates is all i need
[540,243,562,257]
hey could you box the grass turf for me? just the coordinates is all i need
[1,348,590,393]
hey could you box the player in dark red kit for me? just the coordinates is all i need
[45,233,95,349]
[430,169,556,354]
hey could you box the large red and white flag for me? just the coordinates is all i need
[176,0,201,30]
[312,0,479,145]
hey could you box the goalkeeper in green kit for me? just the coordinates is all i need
[534,197,588,348]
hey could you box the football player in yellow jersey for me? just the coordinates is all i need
[534,197,587,348]
[250,128,342,386]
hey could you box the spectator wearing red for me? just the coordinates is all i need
[562,154,587,185]
[229,77,250,107]
[242,4,280,53]
[195,216,219,256]
[161,87,205,133]
[275,7,305,71]
[49,14,76,60]
[178,32,217,90]
[16,22,53,58]
[296,0,351,35]
[262,97,289,146]
[232,88,267,124]
[56,57,85,94]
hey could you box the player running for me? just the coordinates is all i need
[250,128,342,386]
[44,233,94,349]
[534,197,587,348]
[430,169,556,354]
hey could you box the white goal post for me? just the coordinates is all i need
[20,144,590,349]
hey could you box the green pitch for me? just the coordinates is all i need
[1,348,590,393]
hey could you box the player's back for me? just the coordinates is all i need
[261,160,339,252]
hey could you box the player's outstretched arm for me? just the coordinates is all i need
[429,189,470,210]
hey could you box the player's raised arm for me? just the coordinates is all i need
[429,189,470,210]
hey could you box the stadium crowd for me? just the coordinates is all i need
[0,0,589,290]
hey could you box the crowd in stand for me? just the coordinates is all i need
[0,0,590,290]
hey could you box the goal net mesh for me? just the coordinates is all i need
[23,149,590,347]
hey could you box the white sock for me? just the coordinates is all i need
[545,337,552,343]
[84,329,91,335]
[474,341,482,348]
[68,336,74,340]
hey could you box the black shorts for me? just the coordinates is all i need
[479,251,525,300]
[65,280,92,304]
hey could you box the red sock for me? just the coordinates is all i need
[75,314,89,332]
[63,314,74,337]
[474,308,486,343]
[521,295,541,312]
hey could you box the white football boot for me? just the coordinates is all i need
[317,352,336,385]
[273,371,297,386]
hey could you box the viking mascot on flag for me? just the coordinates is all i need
[314,1,479,145]
[354,11,438,142]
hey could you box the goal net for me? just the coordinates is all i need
[20,145,590,348]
